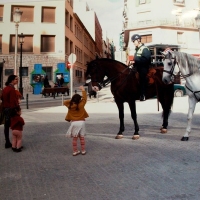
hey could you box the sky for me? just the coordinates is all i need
[1,0,124,50]
[85,0,124,49]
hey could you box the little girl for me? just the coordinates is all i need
[64,85,89,156]
[10,106,25,152]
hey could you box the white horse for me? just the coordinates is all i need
[161,50,200,141]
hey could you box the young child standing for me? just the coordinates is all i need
[64,85,89,156]
[10,106,25,152]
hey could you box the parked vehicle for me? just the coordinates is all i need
[174,84,186,97]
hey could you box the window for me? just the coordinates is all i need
[0,35,2,53]
[84,35,89,48]
[177,32,183,44]
[84,53,89,65]
[0,5,3,21]
[42,66,52,80]
[5,69,14,76]
[139,0,146,4]
[65,10,69,27]
[41,35,55,52]
[175,0,184,2]
[75,23,82,41]
[22,67,28,76]
[11,6,34,22]
[22,35,33,52]
[75,46,82,63]
[9,35,33,52]
[70,15,73,31]
[75,69,82,78]
[65,37,69,54]
[42,7,55,23]
[173,0,185,6]
[141,34,152,43]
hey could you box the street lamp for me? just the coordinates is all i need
[19,33,24,99]
[13,8,23,75]
[195,10,200,41]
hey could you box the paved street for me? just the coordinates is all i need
[1,88,200,200]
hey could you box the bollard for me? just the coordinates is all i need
[84,87,88,94]
[26,94,29,109]
[75,90,77,94]
[61,94,64,106]
[97,91,99,102]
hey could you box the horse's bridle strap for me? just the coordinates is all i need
[92,66,130,89]
[185,84,200,102]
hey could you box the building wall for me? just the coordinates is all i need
[124,0,200,56]
[66,0,96,86]
[94,13,103,57]
[0,0,96,91]
[73,0,103,58]
[0,1,66,90]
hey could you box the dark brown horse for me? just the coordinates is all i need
[86,58,174,139]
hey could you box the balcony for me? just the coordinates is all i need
[127,19,196,29]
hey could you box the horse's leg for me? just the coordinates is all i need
[115,101,125,139]
[159,86,174,134]
[160,108,170,134]
[128,101,140,140]
[181,97,197,141]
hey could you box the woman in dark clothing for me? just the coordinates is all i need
[1,75,19,148]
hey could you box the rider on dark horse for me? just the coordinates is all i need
[131,34,151,101]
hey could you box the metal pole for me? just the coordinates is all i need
[19,42,24,99]
[61,94,64,106]
[14,23,19,75]
[70,64,73,98]
[26,93,29,109]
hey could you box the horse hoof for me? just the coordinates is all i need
[132,135,140,140]
[181,137,189,141]
[160,128,167,134]
[115,135,123,139]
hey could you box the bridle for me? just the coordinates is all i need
[163,54,177,77]
[163,52,200,101]
[163,53,192,79]
[89,62,131,91]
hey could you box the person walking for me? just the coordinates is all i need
[1,75,19,148]
[60,75,64,87]
[88,81,97,98]
[10,106,25,152]
[43,75,51,88]
[64,85,89,156]
[131,34,151,101]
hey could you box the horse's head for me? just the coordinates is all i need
[86,59,106,91]
[161,50,179,84]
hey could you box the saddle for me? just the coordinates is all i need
[134,68,156,85]
[147,68,156,85]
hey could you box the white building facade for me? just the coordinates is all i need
[123,0,200,58]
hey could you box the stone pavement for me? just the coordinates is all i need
[1,88,200,200]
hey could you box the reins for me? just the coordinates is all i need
[185,85,200,101]
[96,66,131,89]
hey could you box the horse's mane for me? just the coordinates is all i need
[88,58,128,67]
[86,58,128,76]
[173,51,200,74]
